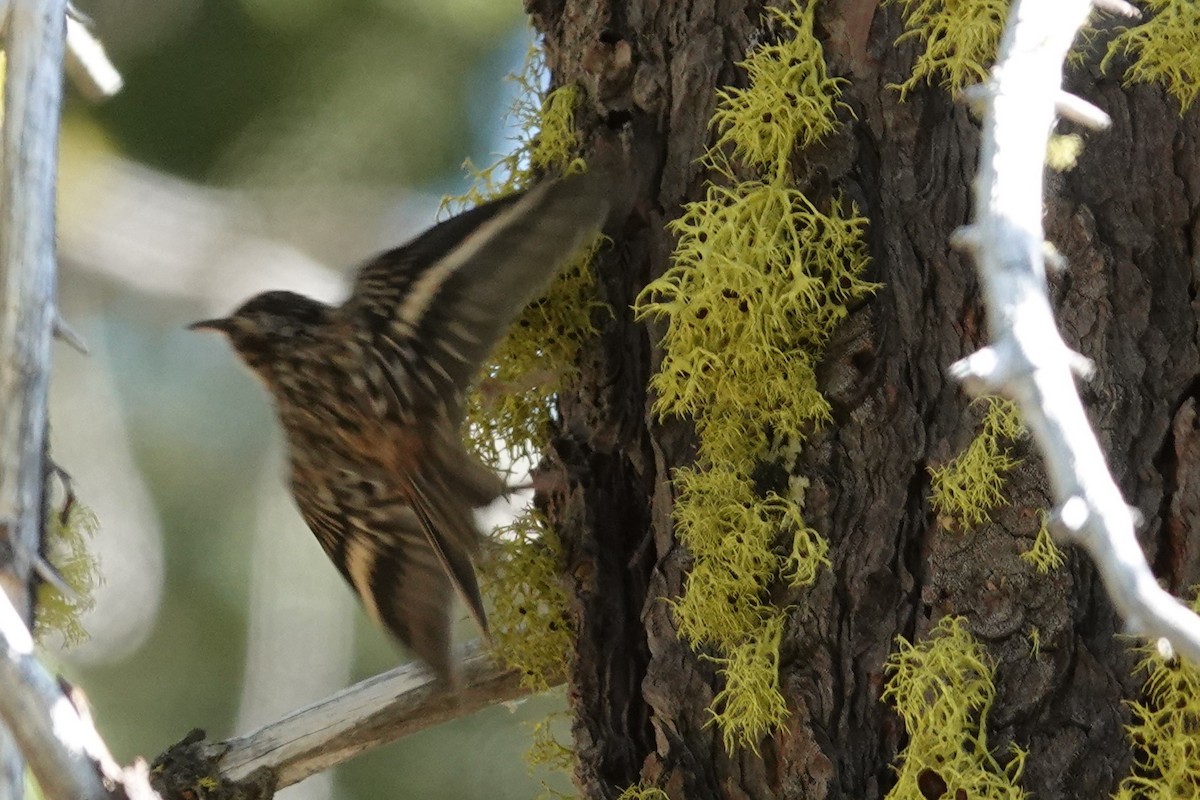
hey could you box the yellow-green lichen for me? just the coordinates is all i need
[883,616,1028,800]
[890,0,1008,99]
[447,46,603,467]
[641,178,874,464]
[1103,0,1200,112]
[446,47,585,210]
[1020,511,1066,574]
[670,464,827,649]
[35,500,100,646]
[893,0,1198,111]
[526,711,577,800]
[1114,591,1200,800]
[444,44,602,681]
[711,2,848,170]
[1046,134,1084,172]
[635,0,873,751]
[616,785,670,800]
[477,510,573,689]
[929,397,1023,530]
[706,611,790,754]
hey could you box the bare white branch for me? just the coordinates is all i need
[956,0,1200,662]
[1053,90,1110,130]
[1091,0,1141,19]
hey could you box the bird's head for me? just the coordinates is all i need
[189,290,331,374]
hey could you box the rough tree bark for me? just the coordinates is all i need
[528,0,1200,798]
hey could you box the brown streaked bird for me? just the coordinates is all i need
[190,171,610,681]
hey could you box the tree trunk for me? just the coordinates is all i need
[528,0,1200,797]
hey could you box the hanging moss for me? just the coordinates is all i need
[636,0,874,750]
[883,616,1028,800]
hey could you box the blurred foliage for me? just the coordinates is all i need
[77,0,523,185]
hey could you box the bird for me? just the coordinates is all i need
[190,169,611,682]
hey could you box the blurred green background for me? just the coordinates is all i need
[49,1,573,798]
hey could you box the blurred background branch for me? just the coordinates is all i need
[0,0,71,796]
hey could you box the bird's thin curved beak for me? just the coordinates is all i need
[188,317,234,334]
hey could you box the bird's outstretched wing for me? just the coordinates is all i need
[339,169,612,424]
[290,466,470,682]
[330,169,610,677]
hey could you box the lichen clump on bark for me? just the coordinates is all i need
[636,0,875,750]
[928,398,1066,570]
[1103,0,1200,112]
[883,616,1028,800]
[1115,592,1200,799]
[893,0,1200,113]
[1019,511,1065,574]
[928,397,1024,529]
[614,785,670,800]
[444,48,601,687]
[890,0,1008,98]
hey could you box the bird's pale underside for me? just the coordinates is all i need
[191,170,611,681]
